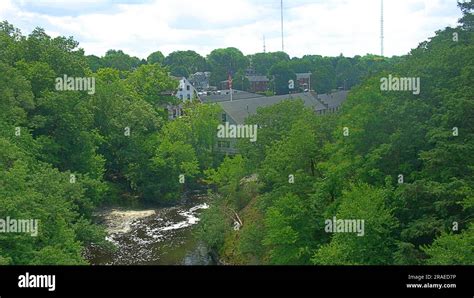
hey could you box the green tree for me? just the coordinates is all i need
[147,50,165,65]
[312,184,398,265]
[249,51,290,75]
[101,49,143,71]
[422,224,474,265]
[269,61,296,95]
[208,47,249,86]
[263,193,317,264]
[164,50,208,77]
[126,63,178,105]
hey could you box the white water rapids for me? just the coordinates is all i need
[87,198,212,265]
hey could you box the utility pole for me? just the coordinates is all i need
[281,0,284,52]
[228,74,233,102]
[309,73,311,92]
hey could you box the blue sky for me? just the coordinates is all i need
[0,0,464,59]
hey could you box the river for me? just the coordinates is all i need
[85,194,216,265]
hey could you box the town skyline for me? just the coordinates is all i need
[0,0,462,59]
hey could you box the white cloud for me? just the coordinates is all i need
[0,0,463,58]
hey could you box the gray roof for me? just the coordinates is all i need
[246,75,270,82]
[201,90,264,103]
[296,73,312,79]
[218,92,326,124]
[317,91,349,109]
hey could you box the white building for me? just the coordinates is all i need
[168,77,201,120]
[176,77,199,102]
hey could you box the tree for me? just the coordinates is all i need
[86,55,103,72]
[422,224,474,265]
[101,49,143,71]
[263,193,317,264]
[208,47,248,86]
[312,184,398,265]
[234,70,251,91]
[248,51,290,75]
[196,202,229,250]
[311,59,336,93]
[269,61,296,95]
[0,139,108,265]
[164,50,208,77]
[126,63,178,105]
[147,51,165,65]
[335,57,353,89]
[151,139,200,203]
[205,155,248,194]
[259,117,319,194]
[458,0,474,30]
[238,100,312,167]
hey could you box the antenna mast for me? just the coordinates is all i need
[381,0,384,56]
[263,35,266,53]
[281,0,284,52]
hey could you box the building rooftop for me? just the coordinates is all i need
[317,91,349,109]
[201,89,264,103]
[246,75,270,82]
[296,73,312,80]
[218,92,326,124]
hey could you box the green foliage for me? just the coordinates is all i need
[2,3,473,266]
[263,193,317,264]
[147,51,165,65]
[312,184,397,265]
[205,155,248,192]
[208,47,249,86]
[458,0,474,30]
[196,201,229,250]
[151,139,199,203]
[248,52,290,76]
[422,224,474,265]
[0,139,105,265]
[0,23,189,264]
[126,63,178,105]
[238,99,313,167]
[259,117,318,193]
[199,4,474,265]
[100,49,143,71]
[269,61,296,95]
[164,50,208,77]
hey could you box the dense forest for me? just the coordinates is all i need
[198,2,474,265]
[0,2,472,265]
[0,21,223,264]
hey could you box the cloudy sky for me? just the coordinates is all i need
[0,0,463,59]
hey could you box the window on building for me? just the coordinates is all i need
[186,85,190,91]
[222,113,227,123]
[180,95,183,100]
[217,141,231,149]
[187,94,191,100]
